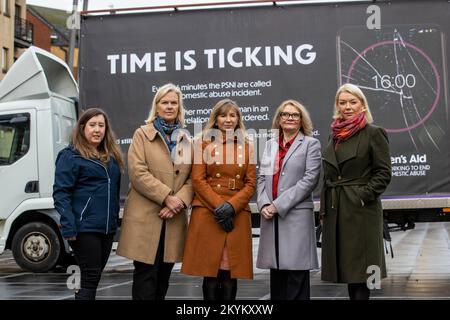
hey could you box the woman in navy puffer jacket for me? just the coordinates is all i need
[53,108,124,300]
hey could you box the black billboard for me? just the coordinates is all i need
[79,1,450,200]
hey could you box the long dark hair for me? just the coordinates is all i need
[72,108,124,170]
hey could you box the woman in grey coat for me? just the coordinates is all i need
[256,99,321,300]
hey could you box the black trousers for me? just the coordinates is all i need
[270,269,310,300]
[132,221,174,300]
[202,270,237,300]
[348,283,370,300]
[70,232,114,300]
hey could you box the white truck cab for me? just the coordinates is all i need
[0,46,78,272]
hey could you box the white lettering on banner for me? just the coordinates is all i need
[154,52,166,72]
[204,45,316,69]
[107,52,167,74]
[107,54,119,74]
[228,47,243,68]
[130,53,151,73]
[106,44,316,74]
[391,154,431,177]
[295,44,316,64]
[246,47,263,66]
[121,54,127,73]
[175,50,196,71]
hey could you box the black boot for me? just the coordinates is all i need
[348,283,370,300]
[218,270,237,300]
[202,277,219,300]
[75,288,96,300]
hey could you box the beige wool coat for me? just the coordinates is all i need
[116,123,194,264]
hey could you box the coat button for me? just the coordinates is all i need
[338,175,342,180]
[216,173,221,178]
[217,184,221,188]
[281,172,285,176]
[235,174,240,179]
[175,170,180,175]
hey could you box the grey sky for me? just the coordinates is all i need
[25,0,256,11]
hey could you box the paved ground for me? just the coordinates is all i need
[0,222,450,300]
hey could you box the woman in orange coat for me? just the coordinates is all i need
[181,99,256,300]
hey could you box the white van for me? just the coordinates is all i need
[0,46,78,272]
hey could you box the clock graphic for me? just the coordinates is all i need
[337,25,448,151]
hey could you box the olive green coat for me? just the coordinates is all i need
[320,124,391,283]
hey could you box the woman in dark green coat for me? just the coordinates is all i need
[320,83,391,300]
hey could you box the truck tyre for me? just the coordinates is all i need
[11,222,61,272]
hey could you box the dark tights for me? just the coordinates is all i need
[202,270,237,300]
[348,283,370,300]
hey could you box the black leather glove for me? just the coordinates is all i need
[214,202,235,232]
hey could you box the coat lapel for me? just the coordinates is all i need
[140,123,174,168]
[140,123,158,142]
[266,139,278,198]
[322,136,339,172]
[335,129,361,164]
[262,138,278,201]
[280,132,304,173]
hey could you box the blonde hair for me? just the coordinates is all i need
[334,83,374,123]
[145,83,186,127]
[202,99,248,140]
[272,99,314,136]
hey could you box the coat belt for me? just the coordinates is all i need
[209,178,244,190]
[325,176,370,209]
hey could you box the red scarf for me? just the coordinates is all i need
[331,112,367,150]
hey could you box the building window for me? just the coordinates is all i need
[2,0,10,16]
[1,47,8,73]
[15,4,20,18]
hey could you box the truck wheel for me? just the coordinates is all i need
[11,222,61,272]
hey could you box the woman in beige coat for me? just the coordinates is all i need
[117,83,194,300]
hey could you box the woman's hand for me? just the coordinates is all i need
[164,195,185,214]
[159,206,176,219]
[261,204,277,220]
[266,204,278,214]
